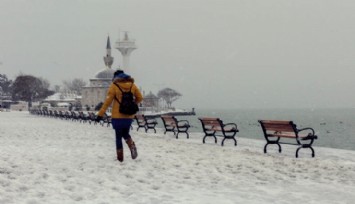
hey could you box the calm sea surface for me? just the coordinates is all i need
[157,108,355,151]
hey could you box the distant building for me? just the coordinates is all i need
[81,36,116,110]
[142,91,159,108]
[0,88,13,110]
[42,92,81,109]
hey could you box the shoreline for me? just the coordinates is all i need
[1,111,355,203]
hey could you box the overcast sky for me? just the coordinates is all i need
[1,0,355,109]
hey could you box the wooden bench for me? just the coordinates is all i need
[198,117,239,146]
[100,113,112,127]
[135,114,158,133]
[87,112,98,125]
[64,111,71,120]
[78,111,89,123]
[70,111,79,121]
[58,110,65,119]
[258,120,318,158]
[161,115,190,139]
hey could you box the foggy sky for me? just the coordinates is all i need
[1,0,355,109]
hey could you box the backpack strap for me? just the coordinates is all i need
[113,83,133,104]
[114,83,133,92]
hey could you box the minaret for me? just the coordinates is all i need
[115,31,137,71]
[103,36,114,68]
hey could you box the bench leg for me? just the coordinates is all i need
[221,137,237,147]
[263,144,268,153]
[296,146,315,158]
[221,137,237,146]
[177,131,189,139]
[311,147,315,157]
[264,143,282,154]
[203,135,217,144]
[296,147,301,158]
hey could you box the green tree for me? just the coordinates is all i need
[12,74,54,109]
[157,88,182,108]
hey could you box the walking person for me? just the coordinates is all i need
[96,70,143,162]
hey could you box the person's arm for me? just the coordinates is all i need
[98,84,115,117]
[133,84,143,104]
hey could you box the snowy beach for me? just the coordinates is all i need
[1,111,355,204]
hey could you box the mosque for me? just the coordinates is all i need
[81,32,149,111]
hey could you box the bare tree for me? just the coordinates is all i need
[157,88,182,108]
[62,78,87,95]
[53,85,61,92]
[39,77,51,90]
[0,74,12,95]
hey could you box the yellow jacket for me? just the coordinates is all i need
[98,77,143,119]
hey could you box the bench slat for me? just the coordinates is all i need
[260,120,295,132]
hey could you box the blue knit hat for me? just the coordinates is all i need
[113,70,124,77]
[117,73,130,79]
[112,70,131,81]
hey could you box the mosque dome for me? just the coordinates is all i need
[94,68,115,79]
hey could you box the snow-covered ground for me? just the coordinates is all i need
[1,111,355,204]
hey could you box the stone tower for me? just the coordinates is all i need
[103,36,114,68]
[115,32,137,72]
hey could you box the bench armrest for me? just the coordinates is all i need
[177,120,190,126]
[297,127,317,139]
[146,119,157,124]
[223,123,238,132]
[297,127,315,135]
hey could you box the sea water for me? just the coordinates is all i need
[159,108,355,151]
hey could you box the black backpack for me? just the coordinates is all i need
[114,83,139,115]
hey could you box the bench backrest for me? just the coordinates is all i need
[103,113,111,121]
[259,120,297,134]
[135,114,146,124]
[161,115,177,126]
[88,112,96,121]
[71,111,78,118]
[198,117,222,130]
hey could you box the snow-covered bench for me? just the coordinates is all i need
[198,117,238,146]
[258,120,318,158]
[135,114,158,133]
[160,115,190,139]
[101,113,111,127]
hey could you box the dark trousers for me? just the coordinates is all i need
[113,119,133,149]
[115,127,131,149]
